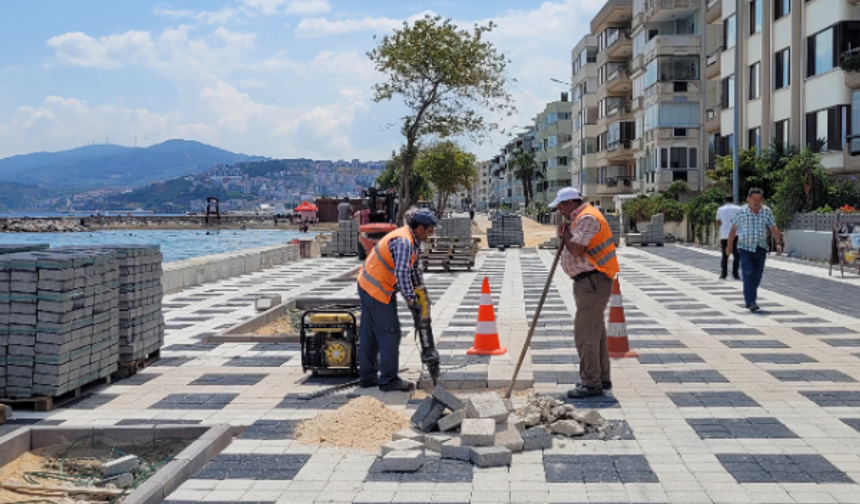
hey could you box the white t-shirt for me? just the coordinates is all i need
[716,204,740,239]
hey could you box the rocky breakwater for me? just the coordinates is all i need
[1,218,87,233]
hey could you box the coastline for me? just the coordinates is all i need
[0,215,338,233]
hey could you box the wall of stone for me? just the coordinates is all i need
[785,229,832,262]
[0,216,337,232]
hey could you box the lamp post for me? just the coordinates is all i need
[732,0,740,204]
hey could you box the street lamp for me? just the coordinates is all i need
[732,0,740,205]
[550,78,572,86]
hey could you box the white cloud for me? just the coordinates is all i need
[46,31,155,69]
[284,0,330,15]
[196,7,242,25]
[237,0,287,15]
[294,10,436,38]
[152,6,195,19]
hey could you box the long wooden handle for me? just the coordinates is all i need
[1,481,124,497]
[504,241,565,399]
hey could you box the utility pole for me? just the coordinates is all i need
[732,0,740,204]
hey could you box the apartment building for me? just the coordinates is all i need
[706,0,860,175]
[534,98,573,204]
[570,36,600,199]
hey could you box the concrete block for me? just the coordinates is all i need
[550,420,585,437]
[410,397,447,433]
[440,438,470,461]
[380,450,424,472]
[0,428,30,468]
[98,472,134,489]
[470,446,512,468]
[522,427,553,451]
[101,454,140,476]
[437,408,467,432]
[460,418,495,447]
[431,385,464,411]
[392,428,425,442]
[494,423,524,452]
[466,392,509,423]
[255,294,282,312]
[380,438,424,456]
[423,433,452,452]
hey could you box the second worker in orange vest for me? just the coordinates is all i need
[550,187,620,399]
[357,208,438,392]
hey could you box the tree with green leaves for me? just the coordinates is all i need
[376,149,433,201]
[368,15,515,221]
[414,141,478,216]
[510,150,538,210]
[771,148,831,229]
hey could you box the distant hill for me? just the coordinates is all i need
[0,140,266,188]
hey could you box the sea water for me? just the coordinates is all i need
[0,229,311,262]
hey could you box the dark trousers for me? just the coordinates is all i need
[573,272,613,389]
[358,286,402,385]
[720,237,739,278]
[738,247,767,307]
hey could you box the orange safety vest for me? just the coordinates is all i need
[357,226,418,303]
[575,205,620,279]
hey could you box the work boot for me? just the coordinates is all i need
[602,381,612,390]
[748,302,760,312]
[379,378,415,392]
[567,384,603,398]
[359,378,378,388]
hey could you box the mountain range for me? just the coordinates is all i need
[0,140,265,188]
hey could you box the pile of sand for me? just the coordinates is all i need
[252,317,294,336]
[295,396,410,452]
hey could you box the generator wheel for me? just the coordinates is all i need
[357,241,367,260]
[311,370,319,377]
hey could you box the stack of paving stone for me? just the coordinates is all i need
[379,387,554,472]
[538,236,559,249]
[423,218,478,271]
[0,248,120,399]
[605,214,622,246]
[321,220,359,256]
[436,217,471,238]
[487,215,525,248]
[0,244,50,255]
[638,213,665,246]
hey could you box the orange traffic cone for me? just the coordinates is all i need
[607,277,638,358]
[467,277,507,356]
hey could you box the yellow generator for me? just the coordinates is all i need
[300,305,360,376]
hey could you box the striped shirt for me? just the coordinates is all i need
[731,205,776,252]
[389,229,423,302]
[561,205,601,278]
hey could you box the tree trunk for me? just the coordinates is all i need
[398,139,418,225]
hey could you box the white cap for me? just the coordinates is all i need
[549,187,583,208]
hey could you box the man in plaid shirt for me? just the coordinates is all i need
[726,188,783,312]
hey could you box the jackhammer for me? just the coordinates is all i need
[410,285,441,385]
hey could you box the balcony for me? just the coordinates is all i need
[842,49,860,88]
[655,168,700,190]
[607,140,635,161]
[607,101,632,120]
[581,182,599,198]
[642,35,701,59]
[706,0,722,24]
[844,138,860,174]
[604,29,632,59]
[642,0,702,24]
[705,108,720,133]
[705,49,722,80]
[591,0,633,34]
[598,176,636,195]
[604,64,631,93]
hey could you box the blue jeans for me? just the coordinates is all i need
[358,286,402,385]
[738,247,767,307]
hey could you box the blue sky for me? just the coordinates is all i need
[0,0,600,161]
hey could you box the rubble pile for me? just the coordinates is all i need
[378,387,608,472]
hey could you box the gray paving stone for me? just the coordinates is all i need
[825,338,860,347]
[717,454,853,483]
[195,454,310,480]
[437,408,467,432]
[380,450,424,472]
[431,385,464,411]
[722,339,789,349]
[381,439,424,456]
[470,446,512,467]
[460,418,495,446]
[768,369,857,382]
[668,391,761,408]
[494,422,524,452]
[465,393,508,422]
[742,353,818,364]
[189,373,267,386]
[629,339,687,349]
[649,370,728,383]
[637,353,704,364]
[687,418,798,439]
[521,426,553,451]
[411,398,447,433]
[801,391,860,407]
[543,454,658,483]
[792,326,858,335]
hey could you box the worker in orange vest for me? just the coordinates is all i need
[551,187,620,399]
[357,208,438,392]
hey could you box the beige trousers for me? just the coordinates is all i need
[573,272,613,389]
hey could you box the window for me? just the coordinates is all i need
[806,106,850,151]
[674,128,688,137]
[750,0,762,34]
[749,63,760,99]
[660,147,698,169]
[807,27,834,77]
[720,75,735,109]
[774,0,790,19]
[558,156,569,166]
[644,56,699,88]
[748,127,761,152]
[723,15,736,49]
[774,48,790,89]
[674,81,688,92]
[774,119,790,146]
[644,102,699,130]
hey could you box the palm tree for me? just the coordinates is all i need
[511,150,538,210]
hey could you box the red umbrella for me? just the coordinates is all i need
[294,201,318,212]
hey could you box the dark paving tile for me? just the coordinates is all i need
[150,393,237,410]
[533,371,580,384]
[116,419,202,426]
[649,370,728,383]
[668,391,760,408]
[824,339,860,347]
[582,420,636,441]
[151,357,195,367]
[366,457,473,482]
[165,324,195,331]
[722,340,789,349]
[801,391,860,407]
[675,311,726,318]
[627,328,671,336]
[703,328,765,336]
[562,393,620,409]
[637,353,704,365]
[250,342,300,352]
[630,339,687,349]
[840,418,860,433]
[117,373,160,385]
[543,455,658,483]
[742,353,818,364]
[189,373,268,386]
[63,393,118,410]
[532,354,579,365]
[687,418,797,439]
[717,454,853,483]
[665,304,711,310]
[238,420,301,440]
[195,454,311,480]
[774,317,829,324]
[792,326,858,335]
[163,343,221,352]
[170,316,214,322]
[768,369,857,383]
[225,356,291,367]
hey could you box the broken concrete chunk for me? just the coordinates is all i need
[550,419,585,437]
[521,427,553,451]
[519,404,542,427]
[437,408,468,432]
[440,438,471,461]
[494,423,524,452]
[574,409,604,426]
[381,438,424,456]
[466,392,509,423]
[507,413,526,431]
[423,433,452,452]
[381,450,424,472]
[431,385,464,411]
[101,455,140,477]
[392,427,425,442]
[460,418,496,446]
[470,446,513,468]
[98,472,134,489]
[411,397,447,432]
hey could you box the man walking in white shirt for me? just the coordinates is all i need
[716,195,740,280]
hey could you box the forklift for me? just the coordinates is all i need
[356,187,398,260]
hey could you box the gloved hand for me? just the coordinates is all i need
[408,300,423,319]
